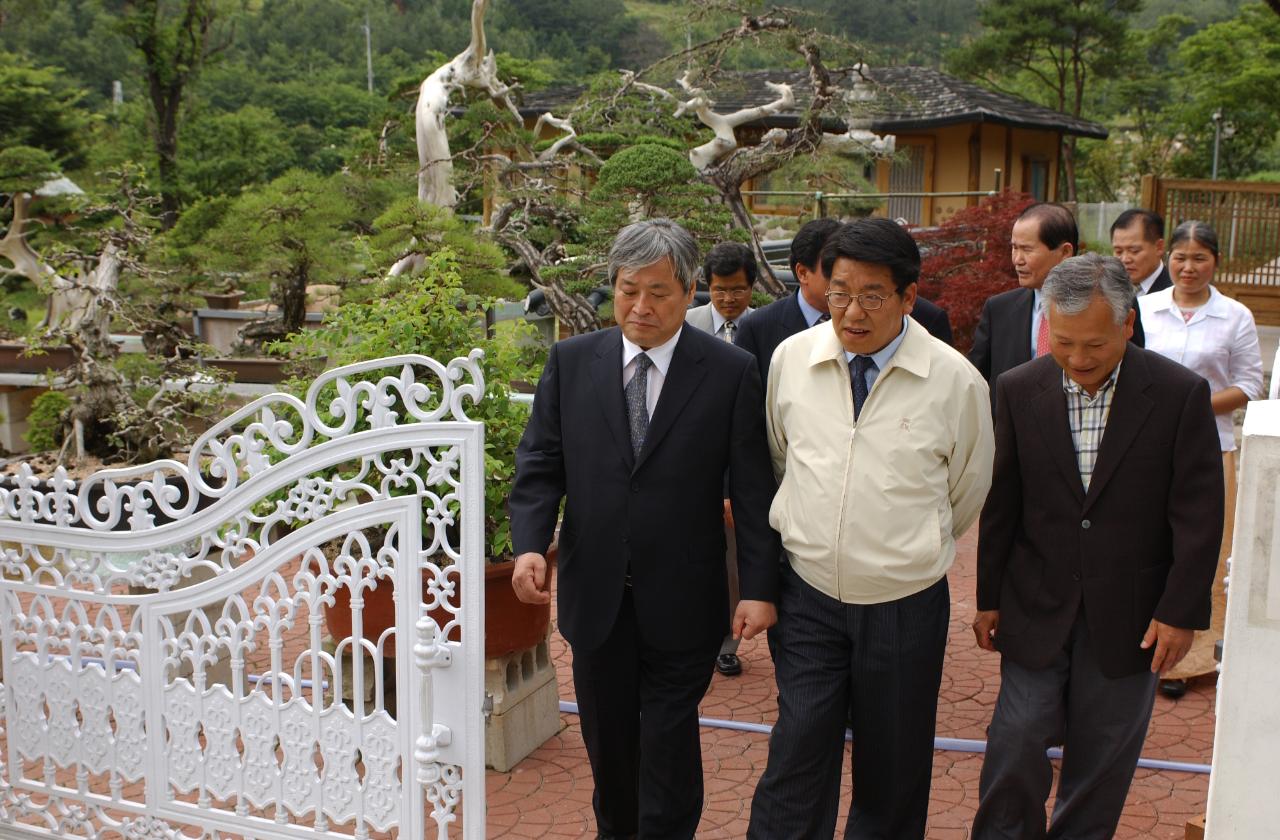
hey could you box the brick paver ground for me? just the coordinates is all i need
[486,525,1217,838]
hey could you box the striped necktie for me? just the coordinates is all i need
[625,353,652,457]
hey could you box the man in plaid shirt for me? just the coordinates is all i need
[970,253,1223,839]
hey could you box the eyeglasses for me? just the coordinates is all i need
[825,291,890,311]
[710,288,751,300]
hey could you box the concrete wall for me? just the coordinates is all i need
[0,383,48,454]
[1205,399,1280,837]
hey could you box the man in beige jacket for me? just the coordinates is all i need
[748,218,994,840]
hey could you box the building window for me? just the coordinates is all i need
[1024,157,1049,201]
[887,143,927,225]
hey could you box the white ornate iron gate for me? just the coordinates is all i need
[0,353,486,840]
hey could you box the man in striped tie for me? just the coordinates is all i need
[683,241,759,677]
[684,241,756,343]
[510,220,780,839]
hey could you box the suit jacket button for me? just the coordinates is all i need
[621,535,629,544]
[631,483,640,493]
[1081,519,1091,529]
[1072,572,1082,581]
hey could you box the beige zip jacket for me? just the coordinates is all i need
[766,317,994,604]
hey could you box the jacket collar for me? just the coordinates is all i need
[589,327,709,474]
[1144,285,1229,320]
[806,315,932,380]
[1028,345,1155,508]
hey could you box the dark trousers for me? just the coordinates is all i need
[971,611,1159,840]
[748,567,950,840]
[571,587,718,839]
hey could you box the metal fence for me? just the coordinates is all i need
[1155,179,1280,287]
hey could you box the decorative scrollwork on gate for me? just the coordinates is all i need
[0,353,488,840]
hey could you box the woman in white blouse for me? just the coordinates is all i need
[1139,220,1264,698]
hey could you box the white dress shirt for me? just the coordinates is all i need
[1137,263,1165,296]
[712,306,752,339]
[1271,344,1280,400]
[622,327,682,417]
[1139,286,1264,451]
[1029,287,1045,357]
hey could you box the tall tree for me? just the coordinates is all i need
[114,0,228,227]
[1170,3,1280,179]
[950,0,1140,201]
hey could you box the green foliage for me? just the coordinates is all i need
[494,0,666,74]
[178,105,295,198]
[1073,13,1199,201]
[270,249,544,559]
[585,144,732,254]
[0,57,90,169]
[368,199,525,300]
[1168,3,1280,179]
[949,0,1141,199]
[24,391,71,453]
[0,146,61,194]
[594,143,697,194]
[194,170,358,332]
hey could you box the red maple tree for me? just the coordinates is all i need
[915,192,1035,355]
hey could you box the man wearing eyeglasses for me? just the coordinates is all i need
[748,218,994,840]
[685,241,756,342]
[685,241,759,677]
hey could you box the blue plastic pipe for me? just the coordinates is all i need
[556,700,1212,775]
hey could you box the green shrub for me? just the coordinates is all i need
[24,390,71,452]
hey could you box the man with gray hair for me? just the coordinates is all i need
[510,218,780,839]
[970,253,1223,838]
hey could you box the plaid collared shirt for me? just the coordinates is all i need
[1063,362,1121,492]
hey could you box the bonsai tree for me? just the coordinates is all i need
[1,163,229,463]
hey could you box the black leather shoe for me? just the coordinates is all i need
[716,653,742,676]
[1159,678,1187,699]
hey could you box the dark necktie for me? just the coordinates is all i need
[817,313,831,324]
[850,355,875,420]
[625,353,652,457]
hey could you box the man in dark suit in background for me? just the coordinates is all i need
[1110,208,1172,297]
[736,219,952,384]
[734,218,842,384]
[970,253,1222,839]
[509,219,780,840]
[969,203,1145,404]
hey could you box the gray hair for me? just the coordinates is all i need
[1042,253,1135,325]
[607,219,701,293]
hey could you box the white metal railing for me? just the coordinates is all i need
[0,353,487,840]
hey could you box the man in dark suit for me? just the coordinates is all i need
[736,219,952,384]
[1111,208,1172,297]
[734,218,841,384]
[970,253,1223,839]
[509,219,780,839]
[969,203,1145,404]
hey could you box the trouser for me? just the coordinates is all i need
[719,514,741,657]
[571,587,718,839]
[971,611,1159,840]
[748,567,949,840]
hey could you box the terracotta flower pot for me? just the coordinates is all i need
[323,546,556,660]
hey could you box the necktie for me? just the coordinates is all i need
[817,313,831,324]
[723,320,736,343]
[1035,310,1051,358]
[850,355,875,420]
[625,353,652,457]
